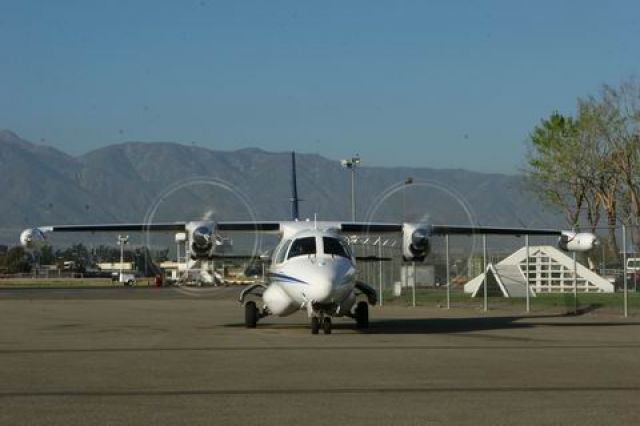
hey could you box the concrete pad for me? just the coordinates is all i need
[1,287,639,425]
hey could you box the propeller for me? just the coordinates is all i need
[363,178,480,275]
[139,177,261,286]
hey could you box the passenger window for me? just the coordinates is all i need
[323,237,350,259]
[287,237,316,259]
[275,240,291,264]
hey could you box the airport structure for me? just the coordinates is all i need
[465,245,615,296]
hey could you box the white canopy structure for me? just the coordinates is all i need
[465,245,614,297]
[466,263,535,298]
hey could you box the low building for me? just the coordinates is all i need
[96,262,134,272]
[465,245,614,296]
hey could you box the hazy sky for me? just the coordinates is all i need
[1,0,638,173]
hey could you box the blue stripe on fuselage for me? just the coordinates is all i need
[268,272,308,285]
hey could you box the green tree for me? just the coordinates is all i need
[526,112,588,228]
[576,98,620,256]
[599,80,640,247]
[4,247,32,274]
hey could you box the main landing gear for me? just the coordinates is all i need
[354,301,369,329]
[244,301,259,328]
[310,316,332,335]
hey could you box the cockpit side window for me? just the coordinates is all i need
[287,237,316,259]
[275,240,291,264]
[323,237,351,259]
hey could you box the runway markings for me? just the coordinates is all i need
[1,344,639,354]
[1,386,640,398]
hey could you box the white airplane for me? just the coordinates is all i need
[19,153,599,334]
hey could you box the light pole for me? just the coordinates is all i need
[341,155,361,221]
[402,177,414,222]
[117,235,129,280]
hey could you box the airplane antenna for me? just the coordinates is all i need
[290,152,300,221]
[314,213,317,229]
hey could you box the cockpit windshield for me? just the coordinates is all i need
[323,237,351,259]
[287,236,317,259]
[275,239,291,263]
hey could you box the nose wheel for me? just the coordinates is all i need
[322,317,332,334]
[311,317,320,334]
[310,316,332,335]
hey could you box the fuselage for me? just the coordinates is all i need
[264,227,357,317]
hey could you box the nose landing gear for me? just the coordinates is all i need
[322,317,332,334]
[310,315,332,335]
[311,316,320,334]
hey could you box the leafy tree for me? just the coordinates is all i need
[599,81,640,247]
[3,247,32,273]
[38,245,56,265]
[576,98,620,255]
[526,112,588,228]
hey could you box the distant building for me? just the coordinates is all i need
[465,245,614,296]
[96,262,134,272]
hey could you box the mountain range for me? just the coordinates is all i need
[0,129,563,246]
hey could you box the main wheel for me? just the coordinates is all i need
[311,317,320,334]
[322,317,332,335]
[245,301,258,328]
[355,301,369,329]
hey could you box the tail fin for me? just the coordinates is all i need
[290,152,300,220]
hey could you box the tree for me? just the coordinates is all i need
[599,80,640,248]
[526,112,588,228]
[526,79,640,259]
[577,98,620,256]
[38,245,56,265]
[3,247,32,274]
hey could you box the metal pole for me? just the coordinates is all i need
[601,238,605,276]
[623,224,628,318]
[525,234,530,313]
[351,167,356,221]
[573,250,578,315]
[483,234,487,312]
[378,238,383,306]
[445,234,450,309]
[119,235,124,279]
[412,261,416,307]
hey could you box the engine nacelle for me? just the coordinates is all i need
[558,231,598,252]
[186,221,215,259]
[402,223,431,261]
[20,228,48,249]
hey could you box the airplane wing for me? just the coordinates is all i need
[36,222,188,232]
[429,225,561,236]
[340,223,403,233]
[217,221,402,233]
[339,223,561,236]
[216,221,281,232]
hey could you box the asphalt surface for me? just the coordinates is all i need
[1,286,639,425]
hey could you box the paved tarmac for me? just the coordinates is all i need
[1,286,639,425]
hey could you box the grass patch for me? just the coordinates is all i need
[0,278,139,288]
[384,287,640,312]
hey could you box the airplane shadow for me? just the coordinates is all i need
[338,304,640,335]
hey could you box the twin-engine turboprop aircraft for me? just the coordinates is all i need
[19,153,598,334]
